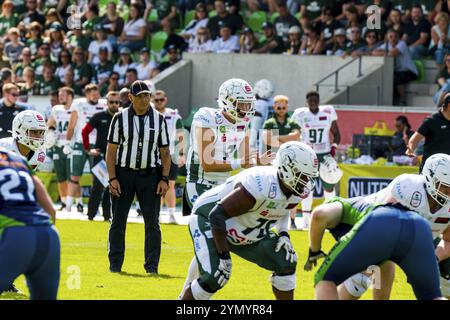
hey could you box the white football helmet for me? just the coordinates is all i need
[217,78,256,123]
[319,154,343,184]
[253,79,274,100]
[422,153,450,206]
[274,141,319,198]
[12,110,47,151]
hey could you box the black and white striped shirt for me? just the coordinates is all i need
[108,105,169,169]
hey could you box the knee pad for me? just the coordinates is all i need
[343,273,371,298]
[269,272,296,291]
[191,279,214,300]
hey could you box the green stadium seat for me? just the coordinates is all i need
[270,12,279,23]
[245,11,267,33]
[258,34,267,44]
[148,9,159,22]
[209,10,217,18]
[413,60,425,83]
[151,31,168,53]
[184,10,196,27]
[295,12,301,20]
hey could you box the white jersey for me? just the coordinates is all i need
[366,174,450,238]
[290,105,337,154]
[0,137,47,169]
[193,166,300,245]
[161,107,182,156]
[70,98,106,144]
[186,107,250,185]
[50,104,72,147]
[250,98,273,149]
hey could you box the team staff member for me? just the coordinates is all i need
[407,92,450,169]
[106,80,171,274]
[82,91,120,221]
[153,90,185,224]
[262,94,300,230]
[0,83,27,138]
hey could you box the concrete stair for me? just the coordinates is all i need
[405,60,439,107]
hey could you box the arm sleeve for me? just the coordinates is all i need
[81,123,94,151]
[158,115,170,148]
[107,113,121,144]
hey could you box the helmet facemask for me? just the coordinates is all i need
[221,97,255,123]
[282,165,316,198]
[429,178,450,206]
[19,128,46,151]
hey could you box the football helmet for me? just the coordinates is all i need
[274,141,319,198]
[217,78,256,123]
[12,110,47,151]
[422,153,450,206]
[253,79,275,100]
[319,154,343,184]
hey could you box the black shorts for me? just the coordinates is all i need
[394,70,418,85]
[169,161,178,181]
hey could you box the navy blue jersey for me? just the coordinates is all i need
[0,148,51,229]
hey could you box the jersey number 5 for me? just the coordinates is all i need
[0,169,35,202]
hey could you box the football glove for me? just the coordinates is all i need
[62,142,72,155]
[275,232,297,263]
[214,253,232,287]
[44,130,57,149]
[304,248,327,271]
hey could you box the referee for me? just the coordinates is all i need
[407,92,450,169]
[106,80,171,274]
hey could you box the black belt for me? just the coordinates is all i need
[118,166,160,175]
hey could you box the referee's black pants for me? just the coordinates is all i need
[87,155,111,220]
[108,166,161,272]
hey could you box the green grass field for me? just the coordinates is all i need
[1,220,415,300]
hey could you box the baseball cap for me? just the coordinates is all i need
[49,22,63,32]
[262,22,274,30]
[140,47,150,54]
[288,25,301,34]
[243,27,253,34]
[218,20,231,29]
[99,46,108,53]
[334,28,346,36]
[167,44,178,53]
[130,80,152,96]
[119,47,131,55]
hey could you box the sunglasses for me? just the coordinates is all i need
[61,55,70,58]
[9,93,19,97]
[75,52,83,55]
[111,77,119,80]
[41,47,49,50]
[108,100,120,104]
[154,98,165,103]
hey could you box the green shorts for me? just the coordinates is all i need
[182,182,214,216]
[52,146,70,183]
[189,213,297,293]
[70,143,93,177]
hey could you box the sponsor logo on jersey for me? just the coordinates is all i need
[37,152,45,163]
[269,183,277,198]
[219,125,226,133]
[196,115,210,124]
[221,134,227,142]
[215,112,223,124]
[255,175,263,192]
[319,116,327,121]
[267,202,277,209]
[435,217,450,224]
[260,210,269,217]
[410,191,422,208]
[323,108,331,114]
[237,125,245,131]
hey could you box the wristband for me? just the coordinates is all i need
[161,176,169,183]
[230,159,241,170]
[218,251,231,260]
[108,177,118,184]
[279,231,290,239]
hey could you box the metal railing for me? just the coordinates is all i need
[314,56,363,94]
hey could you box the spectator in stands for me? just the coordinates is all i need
[254,22,285,53]
[118,3,147,53]
[188,26,213,52]
[246,0,271,15]
[34,42,53,77]
[25,21,43,59]
[119,87,130,109]
[351,29,380,57]
[100,71,120,97]
[285,25,302,54]
[345,26,365,55]
[94,47,114,88]
[55,49,72,84]
[325,27,349,56]
[386,8,405,38]
[0,83,26,138]
[0,68,13,86]
[13,48,33,83]
[101,1,125,50]
[72,47,93,95]
[152,45,181,76]
[17,66,35,100]
[430,12,450,67]
[35,62,61,96]
[82,3,102,37]
[44,8,64,30]
[391,115,415,165]
[300,0,326,21]
[4,27,25,65]
[123,68,138,89]
[136,48,157,80]
[113,47,137,87]
[319,5,343,47]
[48,22,65,62]
[181,3,209,41]
[0,1,18,41]
[207,0,244,40]
[299,23,325,55]
[62,67,74,88]
[343,5,362,31]
[161,23,189,55]
[146,0,180,31]
[239,27,259,53]
[273,0,301,45]
[20,0,45,26]
[66,28,90,52]
[210,21,240,53]
[373,29,418,106]
[433,53,450,104]
[88,26,113,66]
[403,5,431,60]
